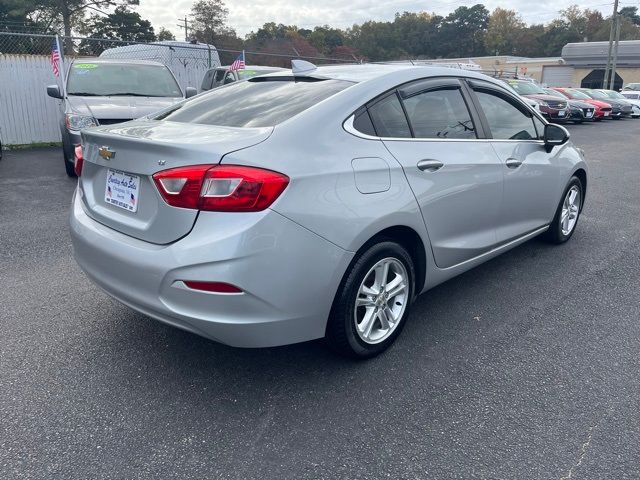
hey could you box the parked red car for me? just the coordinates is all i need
[504,79,569,122]
[552,88,612,120]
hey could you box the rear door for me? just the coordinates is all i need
[466,80,562,242]
[369,78,503,269]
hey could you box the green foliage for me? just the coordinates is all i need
[4,1,640,62]
[77,6,155,55]
[619,7,640,26]
[156,27,175,41]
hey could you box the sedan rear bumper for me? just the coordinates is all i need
[70,189,353,347]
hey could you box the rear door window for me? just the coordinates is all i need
[403,88,476,139]
[159,78,353,127]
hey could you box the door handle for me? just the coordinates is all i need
[417,159,444,172]
[505,158,523,169]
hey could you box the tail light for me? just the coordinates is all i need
[74,145,84,177]
[153,165,289,212]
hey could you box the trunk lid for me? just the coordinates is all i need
[78,120,273,244]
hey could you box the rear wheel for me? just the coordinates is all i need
[544,176,583,244]
[326,241,415,358]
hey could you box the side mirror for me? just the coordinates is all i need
[185,87,197,98]
[46,84,63,99]
[543,123,569,152]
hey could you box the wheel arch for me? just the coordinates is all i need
[353,225,428,296]
[573,168,587,208]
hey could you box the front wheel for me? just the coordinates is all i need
[544,176,583,244]
[325,241,415,358]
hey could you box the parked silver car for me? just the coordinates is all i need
[70,64,588,358]
[47,59,196,177]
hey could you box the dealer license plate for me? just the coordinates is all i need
[105,169,140,213]
[604,111,610,116]
[558,110,566,117]
[586,111,593,118]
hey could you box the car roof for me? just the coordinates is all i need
[258,63,509,87]
[71,58,166,67]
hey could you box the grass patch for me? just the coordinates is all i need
[3,142,62,150]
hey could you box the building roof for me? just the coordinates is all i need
[562,40,640,67]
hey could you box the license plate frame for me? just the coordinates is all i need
[105,168,140,213]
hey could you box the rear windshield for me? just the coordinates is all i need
[158,78,353,127]
[67,63,182,97]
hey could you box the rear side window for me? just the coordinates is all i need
[367,93,411,138]
[404,88,475,139]
[475,90,538,140]
[159,78,352,127]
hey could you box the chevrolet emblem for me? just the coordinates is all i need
[98,146,116,160]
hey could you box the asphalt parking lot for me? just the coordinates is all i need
[1,119,639,480]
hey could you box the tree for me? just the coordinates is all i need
[78,5,154,54]
[191,0,237,45]
[80,6,153,41]
[485,8,526,56]
[156,27,175,41]
[619,6,640,26]
[439,5,489,57]
[34,0,139,54]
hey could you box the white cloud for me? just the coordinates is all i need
[136,0,616,40]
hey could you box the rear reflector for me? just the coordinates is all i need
[183,281,243,294]
[74,145,84,177]
[152,165,289,212]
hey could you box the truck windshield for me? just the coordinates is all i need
[67,63,182,97]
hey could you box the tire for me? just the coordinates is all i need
[544,176,583,244]
[64,152,76,177]
[325,241,415,358]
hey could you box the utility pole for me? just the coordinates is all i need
[610,14,622,90]
[177,16,191,41]
[603,0,619,88]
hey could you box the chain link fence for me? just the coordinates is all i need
[0,31,357,146]
[0,31,357,66]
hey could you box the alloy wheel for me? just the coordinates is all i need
[560,185,581,236]
[354,257,409,344]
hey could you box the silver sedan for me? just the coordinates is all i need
[70,63,587,358]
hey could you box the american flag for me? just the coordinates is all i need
[229,52,245,72]
[50,40,60,77]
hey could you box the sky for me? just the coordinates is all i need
[136,0,621,40]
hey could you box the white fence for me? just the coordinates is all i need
[0,55,62,145]
[0,54,208,146]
